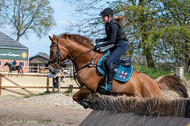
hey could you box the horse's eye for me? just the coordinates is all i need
[51,51,54,55]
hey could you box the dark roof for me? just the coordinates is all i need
[0,31,28,49]
[29,52,49,61]
[29,52,73,65]
[38,52,49,60]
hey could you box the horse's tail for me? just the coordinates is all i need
[157,75,189,98]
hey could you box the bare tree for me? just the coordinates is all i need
[0,0,55,41]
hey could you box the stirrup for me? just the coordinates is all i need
[101,82,112,92]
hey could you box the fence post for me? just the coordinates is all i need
[68,85,73,94]
[47,77,49,92]
[58,77,61,93]
[176,67,184,79]
[0,75,2,95]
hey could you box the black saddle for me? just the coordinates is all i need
[101,57,132,74]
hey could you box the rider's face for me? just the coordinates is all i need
[102,15,111,23]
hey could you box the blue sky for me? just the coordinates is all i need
[0,0,86,57]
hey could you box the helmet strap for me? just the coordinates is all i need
[108,15,112,22]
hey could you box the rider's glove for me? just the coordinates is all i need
[93,44,100,51]
[95,38,103,43]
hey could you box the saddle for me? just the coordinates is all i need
[11,65,16,70]
[97,50,133,83]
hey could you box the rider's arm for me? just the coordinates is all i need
[99,23,118,47]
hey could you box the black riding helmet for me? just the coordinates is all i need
[100,8,113,17]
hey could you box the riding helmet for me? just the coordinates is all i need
[100,8,113,16]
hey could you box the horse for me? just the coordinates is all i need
[4,62,23,74]
[48,33,188,108]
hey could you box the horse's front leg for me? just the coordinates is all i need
[73,86,92,109]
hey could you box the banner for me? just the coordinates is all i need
[0,48,28,60]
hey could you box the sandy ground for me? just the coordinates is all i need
[0,73,189,126]
[0,95,92,126]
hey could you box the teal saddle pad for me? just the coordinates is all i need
[97,51,133,83]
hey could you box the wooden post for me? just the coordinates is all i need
[58,77,61,93]
[47,77,49,92]
[176,67,184,79]
[68,85,73,93]
[52,78,55,93]
[0,75,2,95]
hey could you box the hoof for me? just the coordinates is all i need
[78,100,89,109]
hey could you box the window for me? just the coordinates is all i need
[19,62,25,68]
[0,61,2,67]
[9,61,14,65]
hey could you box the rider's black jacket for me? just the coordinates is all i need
[99,19,127,47]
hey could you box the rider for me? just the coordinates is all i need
[94,8,128,92]
[12,59,17,69]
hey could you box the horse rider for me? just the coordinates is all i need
[12,59,17,69]
[94,8,128,92]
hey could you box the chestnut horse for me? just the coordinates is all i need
[48,33,188,108]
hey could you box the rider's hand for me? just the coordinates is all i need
[95,38,103,43]
[93,44,100,51]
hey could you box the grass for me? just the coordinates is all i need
[134,65,174,79]
[38,119,52,124]
[24,91,54,98]
[184,72,190,80]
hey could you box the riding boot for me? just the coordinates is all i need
[101,63,113,92]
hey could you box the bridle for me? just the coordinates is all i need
[48,38,68,68]
[48,37,98,88]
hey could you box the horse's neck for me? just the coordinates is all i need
[65,42,101,69]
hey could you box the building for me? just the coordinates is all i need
[29,52,73,74]
[29,52,49,73]
[0,31,29,72]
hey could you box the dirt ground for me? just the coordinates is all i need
[0,95,92,126]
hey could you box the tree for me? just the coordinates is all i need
[64,0,190,70]
[0,0,55,41]
[153,0,190,70]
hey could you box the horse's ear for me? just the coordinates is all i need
[53,34,56,40]
[49,36,53,41]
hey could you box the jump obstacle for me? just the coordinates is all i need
[80,94,190,126]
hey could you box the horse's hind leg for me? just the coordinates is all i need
[73,86,91,109]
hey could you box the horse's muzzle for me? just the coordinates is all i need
[48,64,61,74]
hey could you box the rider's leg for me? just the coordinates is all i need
[101,42,128,92]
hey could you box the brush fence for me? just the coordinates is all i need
[83,94,190,118]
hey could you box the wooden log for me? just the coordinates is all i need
[0,73,48,77]
[3,76,33,95]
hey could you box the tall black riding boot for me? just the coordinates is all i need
[101,63,113,92]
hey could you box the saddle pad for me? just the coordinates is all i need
[97,51,133,83]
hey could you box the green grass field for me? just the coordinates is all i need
[134,65,190,80]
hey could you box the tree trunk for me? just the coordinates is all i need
[142,42,155,68]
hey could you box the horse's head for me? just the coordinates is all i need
[48,34,69,74]
[4,62,8,66]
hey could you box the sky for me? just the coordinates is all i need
[0,0,86,58]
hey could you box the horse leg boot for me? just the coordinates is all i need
[73,86,91,109]
[101,63,113,92]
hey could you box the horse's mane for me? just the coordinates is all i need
[59,33,94,48]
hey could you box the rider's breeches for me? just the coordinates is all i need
[106,40,128,68]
